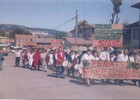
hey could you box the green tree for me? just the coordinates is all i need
[12,28,31,35]
[11,28,32,38]
[110,0,122,24]
[0,31,5,37]
[55,32,67,39]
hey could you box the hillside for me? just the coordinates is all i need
[0,24,65,35]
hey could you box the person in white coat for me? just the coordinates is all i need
[28,50,34,69]
[117,50,129,86]
[99,47,114,83]
[48,50,54,70]
[99,47,114,61]
[81,49,95,87]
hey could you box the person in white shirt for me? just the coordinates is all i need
[15,49,22,67]
[129,52,135,62]
[118,50,129,62]
[40,49,47,72]
[48,50,54,70]
[135,51,140,63]
[99,47,114,83]
[117,50,129,86]
[28,50,34,69]
[99,47,114,61]
[110,52,116,61]
[81,49,95,87]
[93,52,99,61]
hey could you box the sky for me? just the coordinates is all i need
[0,0,139,32]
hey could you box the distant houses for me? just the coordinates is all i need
[15,34,63,49]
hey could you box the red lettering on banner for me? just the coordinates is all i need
[98,40,122,47]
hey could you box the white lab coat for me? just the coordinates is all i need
[28,53,34,66]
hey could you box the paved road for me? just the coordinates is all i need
[0,53,140,99]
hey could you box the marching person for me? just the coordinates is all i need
[40,49,47,72]
[15,49,22,67]
[92,52,99,60]
[117,50,129,86]
[129,52,135,62]
[48,50,54,70]
[135,51,140,63]
[33,49,40,70]
[99,47,114,61]
[67,50,75,77]
[77,51,86,79]
[22,50,28,68]
[99,47,114,83]
[81,49,95,87]
[0,50,5,70]
[133,51,140,87]
[55,46,66,78]
[28,50,34,69]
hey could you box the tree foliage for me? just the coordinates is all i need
[11,28,32,38]
[0,31,5,37]
[55,32,67,39]
[110,0,122,24]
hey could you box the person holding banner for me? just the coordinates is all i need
[99,47,114,83]
[81,49,95,87]
[133,51,140,87]
[117,50,129,86]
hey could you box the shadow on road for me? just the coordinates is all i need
[69,79,136,87]
[69,79,84,85]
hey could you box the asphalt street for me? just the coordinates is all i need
[0,53,140,99]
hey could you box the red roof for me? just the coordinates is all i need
[15,34,36,39]
[65,37,92,45]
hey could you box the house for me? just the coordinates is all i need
[68,20,94,41]
[64,37,92,49]
[0,36,8,44]
[124,2,140,48]
[15,34,36,47]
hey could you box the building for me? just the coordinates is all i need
[15,34,36,47]
[64,37,92,49]
[68,20,94,41]
[124,2,140,48]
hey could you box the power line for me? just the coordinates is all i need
[26,0,52,28]
[53,3,111,30]
[53,17,76,30]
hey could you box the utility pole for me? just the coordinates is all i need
[75,10,78,46]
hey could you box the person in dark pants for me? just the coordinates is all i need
[66,50,75,77]
[0,51,5,70]
[55,47,66,78]
[15,49,21,67]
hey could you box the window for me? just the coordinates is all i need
[133,28,140,39]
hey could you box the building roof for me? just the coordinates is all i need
[15,34,36,39]
[0,36,7,39]
[65,37,92,45]
[34,38,51,43]
[131,2,140,9]
[23,41,37,46]
[126,21,140,28]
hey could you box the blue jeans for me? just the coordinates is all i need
[68,66,74,76]
[56,65,64,78]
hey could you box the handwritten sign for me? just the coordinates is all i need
[82,60,140,79]
[93,24,123,47]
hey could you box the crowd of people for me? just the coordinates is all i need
[14,46,140,87]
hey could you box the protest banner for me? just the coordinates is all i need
[93,24,123,47]
[82,60,140,79]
